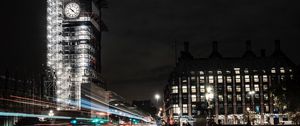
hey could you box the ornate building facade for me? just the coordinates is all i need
[164,40,295,125]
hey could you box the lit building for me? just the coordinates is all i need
[46,0,107,110]
[164,40,295,125]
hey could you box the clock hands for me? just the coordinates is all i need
[70,8,75,13]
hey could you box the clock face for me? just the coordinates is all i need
[64,2,80,18]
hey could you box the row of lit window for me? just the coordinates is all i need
[180,75,270,84]
[172,103,270,114]
[172,84,268,94]
[171,93,269,103]
[172,104,189,114]
[188,67,291,75]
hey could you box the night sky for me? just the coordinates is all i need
[1,0,300,102]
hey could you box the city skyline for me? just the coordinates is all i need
[1,0,300,102]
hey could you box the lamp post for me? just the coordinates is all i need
[206,86,214,126]
[247,91,255,125]
[48,110,54,124]
[154,94,161,125]
[246,107,251,125]
[248,91,255,112]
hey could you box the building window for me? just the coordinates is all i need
[208,71,213,74]
[191,76,196,81]
[237,94,242,101]
[234,68,240,74]
[244,69,249,74]
[173,104,180,114]
[236,85,241,92]
[182,94,188,101]
[280,67,285,73]
[255,94,259,99]
[209,76,214,83]
[236,75,241,83]
[218,76,223,83]
[227,76,232,83]
[200,95,205,102]
[263,85,268,91]
[265,105,269,112]
[199,71,204,75]
[182,104,188,113]
[263,75,268,82]
[191,94,197,102]
[172,86,178,93]
[245,75,250,83]
[281,75,286,81]
[191,86,196,93]
[228,95,232,102]
[253,69,258,73]
[254,75,259,82]
[200,85,205,93]
[245,84,250,92]
[200,76,205,83]
[217,70,222,74]
[246,94,250,100]
[182,86,187,93]
[190,71,195,75]
[271,68,276,73]
[226,70,231,74]
[227,85,232,92]
[254,84,259,91]
[192,104,196,113]
[264,93,269,100]
[289,69,293,72]
[218,95,224,102]
[182,79,187,83]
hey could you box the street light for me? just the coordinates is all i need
[48,110,54,124]
[154,94,160,104]
[48,110,54,117]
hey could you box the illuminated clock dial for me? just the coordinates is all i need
[64,2,80,18]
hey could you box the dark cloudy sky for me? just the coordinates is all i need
[1,0,300,102]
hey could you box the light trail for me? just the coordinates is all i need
[1,94,152,123]
[0,111,90,120]
[10,95,56,106]
[0,97,56,108]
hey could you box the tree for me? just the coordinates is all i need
[290,112,300,125]
[270,82,288,113]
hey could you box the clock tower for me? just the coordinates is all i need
[46,0,106,110]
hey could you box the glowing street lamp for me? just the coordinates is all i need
[48,110,54,123]
[154,94,160,104]
[48,110,54,117]
[205,86,214,124]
